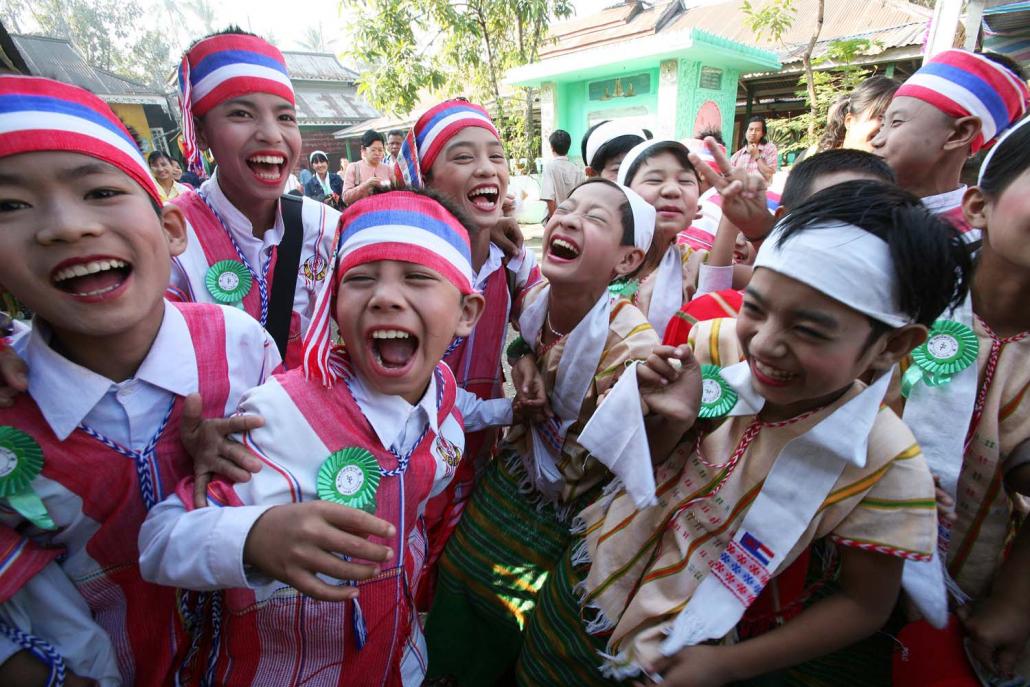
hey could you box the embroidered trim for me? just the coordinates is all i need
[830,535,932,561]
[711,538,771,606]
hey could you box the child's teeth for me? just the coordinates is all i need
[249,155,285,164]
[372,329,410,339]
[54,259,127,283]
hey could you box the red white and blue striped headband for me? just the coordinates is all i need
[896,49,1028,153]
[0,75,161,206]
[178,33,294,174]
[395,99,500,188]
[302,191,475,386]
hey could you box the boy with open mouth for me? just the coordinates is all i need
[169,29,340,368]
[0,75,278,685]
[394,99,543,603]
[424,179,660,685]
[138,190,514,686]
[514,180,972,686]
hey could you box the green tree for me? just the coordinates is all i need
[18,0,174,90]
[343,0,572,169]
[743,0,824,143]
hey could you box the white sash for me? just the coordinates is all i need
[518,286,610,499]
[901,296,978,627]
[660,365,892,654]
[648,245,683,339]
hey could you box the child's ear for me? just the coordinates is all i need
[161,205,188,258]
[193,116,211,152]
[613,246,646,278]
[961,185,989,230]
[943,115,983,153]
[773,206,787,220]
[870,323,928,370]
[584,166,597,178]
[454,292,486,337]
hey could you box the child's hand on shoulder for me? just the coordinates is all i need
[638,345,702,427]
[244,500,396,602]
[181,393,266,508]
[635,644,734,687]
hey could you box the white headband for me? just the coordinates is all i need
[585,120,647,168]
[619,184,656,252]
[978,114,1030,186]
[309,150,328,163]
[754,222,910,328]
[616,139,686,187]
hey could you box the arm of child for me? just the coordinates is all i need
[956,455,1030,678]
[637,345,702,465]
[0,325,29,408]
[510,354,551,423]
[0,560,121,687]
[694,216,739,298]
[688,138,775,246]
[641,547,903,687]
[454,388,513,431]
[180,393,265,507]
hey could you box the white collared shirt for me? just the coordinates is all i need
[920,185,967,216]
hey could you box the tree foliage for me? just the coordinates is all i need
[343,0,573,170]
[11,0,174,91]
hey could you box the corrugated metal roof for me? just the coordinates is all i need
[294,83,379,126]
[12,33,161,97]
[282,51,359,82]
[542,0,930,66]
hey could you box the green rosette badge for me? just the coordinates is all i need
[317,447,381,514]
[902,319,979,397]
[205,260,252,306]
[698,364,737,419]
[608,277,639,300]
[0,427,54,530]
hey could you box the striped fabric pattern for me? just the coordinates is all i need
[395,99,499,187]
[896,49,1029,153]
[0,75,161,205]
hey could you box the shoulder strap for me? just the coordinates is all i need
[267,195,304,359]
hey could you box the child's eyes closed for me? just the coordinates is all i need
[0,198,30,212]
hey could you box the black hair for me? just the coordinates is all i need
[621,140,697,187]
[309,151,329,164]
[744,115,768,144]
[387,129,405,139]
[567,177,636,247]
[362,130,386,148]
[776,180,972,327]
[695,127,725,146]
[780,148,895,209]
[187,26,258,52]
[980,51,1027,82]
[580,120,649,170]
[368,184,480,243]
[979,118,1030,198]
[549,129,572,156]
[817,75,900,152]
[147,150,172,166]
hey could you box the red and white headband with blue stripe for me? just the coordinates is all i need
[302,191,475,385]
[0,75,161,206]
[395,99,500,187]
[178,33,295,174]
[896,49,1028,153]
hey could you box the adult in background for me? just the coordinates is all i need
[147,149,189,202]
[342,129,395,205]
[303,150,342,208]
[539,129,585,218]
[818,75,900,153]
[383,128,404,166]
[730,115,777,180]
[336,155,349,184]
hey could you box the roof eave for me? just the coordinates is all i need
[506,28,779,87]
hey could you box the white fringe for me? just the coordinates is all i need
[569,514,588,535]
[597,649,644,681]
[584,604,616,635]
[570,537,592,568]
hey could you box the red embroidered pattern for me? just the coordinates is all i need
[830,535,932,561]
[710,538,771,606]
[965,317,1029,452]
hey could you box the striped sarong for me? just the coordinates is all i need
[425,450,597,685]
[516,541,617,687]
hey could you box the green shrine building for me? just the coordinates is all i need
[507,1,779,163]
